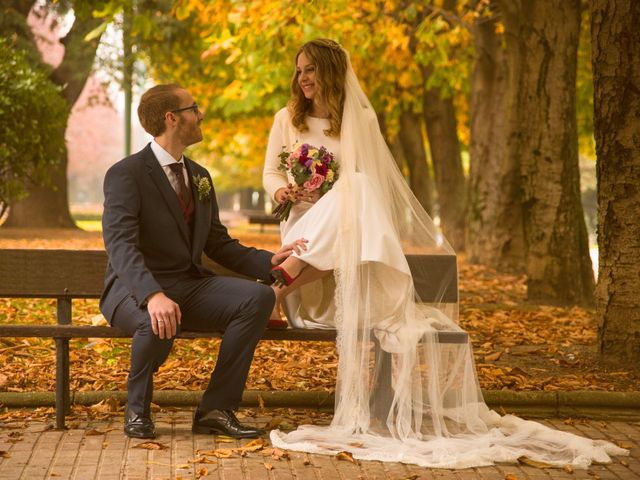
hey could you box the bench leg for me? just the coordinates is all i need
[370,339,394,425]
[55,338,70,429]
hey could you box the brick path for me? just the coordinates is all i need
[0,408,637,480]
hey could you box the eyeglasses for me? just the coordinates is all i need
[170,103,199,114]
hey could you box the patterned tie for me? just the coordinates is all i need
[168,162,190,205]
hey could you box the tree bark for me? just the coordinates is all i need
[500,0,594,305]
[422,80,467,251]
[4,3,103,228]
[592,0,640,363]
[397,110,434,216]
[467,3,525,272]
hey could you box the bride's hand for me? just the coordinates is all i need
[274,186,291,204]
[271,238,309,265]
[295,189,321,204]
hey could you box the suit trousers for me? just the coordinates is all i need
[111,275,275,416]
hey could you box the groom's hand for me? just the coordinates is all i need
[271,238,308,265]
[147,292,181,339]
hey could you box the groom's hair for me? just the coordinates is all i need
[138,84,183,137]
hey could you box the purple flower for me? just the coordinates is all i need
[315,163,328,176]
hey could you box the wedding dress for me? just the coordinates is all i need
[263,53,627,468]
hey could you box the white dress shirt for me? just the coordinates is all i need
[150,139,190,193]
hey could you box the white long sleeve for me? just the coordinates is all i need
[263,108,291,202]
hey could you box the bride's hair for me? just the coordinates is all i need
[288,38,347,137]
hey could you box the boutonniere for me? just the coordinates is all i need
[192,174,212,201]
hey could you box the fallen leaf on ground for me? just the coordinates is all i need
[189,456,217,464]
[271,448,289,460]
[196,448,233,458]
[132,441,168,450]
[336,451,357,464]
[265,416,283,429]
[485,351,502,362]
[195,467,208,478]
[236,438,266,452]
[85,428,115,435]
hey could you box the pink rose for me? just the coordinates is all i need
[303,173,325,191]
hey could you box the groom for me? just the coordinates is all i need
[100,83,303,439]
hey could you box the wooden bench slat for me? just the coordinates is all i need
[248,214,280,225]
[0,249,458,303]
[0,325,468,344]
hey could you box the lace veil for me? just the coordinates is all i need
[270,47,626,468]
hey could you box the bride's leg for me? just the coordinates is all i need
[271,255,307,284]
[270,263,331,322]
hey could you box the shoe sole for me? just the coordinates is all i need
[192,424,264,438]
[124,430,156,439]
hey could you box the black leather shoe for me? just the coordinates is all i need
[192,409,265,438]
[124,408,156,439]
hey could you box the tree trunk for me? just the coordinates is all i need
[397,110,434,216]
[592,0,640,363]
[500,0,594,305]
[422,83,466,251]
[467,4,525,272]
[5,4,103,228]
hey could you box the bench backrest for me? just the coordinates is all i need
[0,249,457,302]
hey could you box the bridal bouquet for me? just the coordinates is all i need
[273,142,339,221]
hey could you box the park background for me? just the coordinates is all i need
[1,1,639,404]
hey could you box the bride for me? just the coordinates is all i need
[261,38,626,468]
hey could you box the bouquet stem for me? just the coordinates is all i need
[273,200,294,221]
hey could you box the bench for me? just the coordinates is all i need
[247,214,280,232]
[0,249,465,429]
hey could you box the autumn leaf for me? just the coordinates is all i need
[132,441,168,450]
[484,351,502,362]
[85,428,116,436]
[189,456,217,464]
[271,448,289,460]
[264,416,283,430]
[195,467,209,478]
[336,451,357,464]
[235,438,266,453]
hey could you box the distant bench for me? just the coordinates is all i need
[0,249,465,429]
[247,214,280,232]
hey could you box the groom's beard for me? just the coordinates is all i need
[177,118,203,147]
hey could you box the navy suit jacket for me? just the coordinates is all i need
[100,143,273,322]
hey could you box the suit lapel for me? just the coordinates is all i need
[184,158,210,259]
[143,145,190,245]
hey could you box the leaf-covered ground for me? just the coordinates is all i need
[0,227,637,394]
